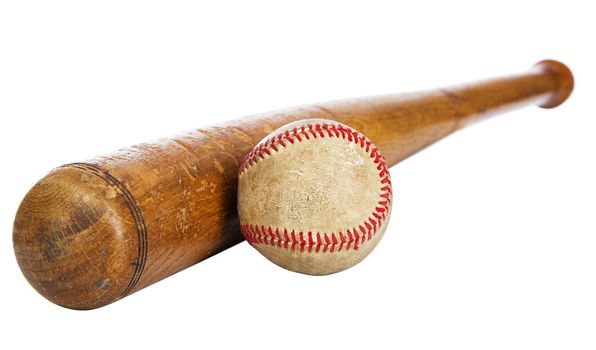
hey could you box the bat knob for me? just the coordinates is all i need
[533,60,574,109]
[13,166,141,309]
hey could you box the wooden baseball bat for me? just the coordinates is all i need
[13,60,573,310]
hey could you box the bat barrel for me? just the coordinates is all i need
[13,61,573,309]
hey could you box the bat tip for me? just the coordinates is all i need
[13,165,142,310]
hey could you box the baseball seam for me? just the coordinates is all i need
[239,121,392,253]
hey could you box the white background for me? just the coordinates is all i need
[1,1,594,349]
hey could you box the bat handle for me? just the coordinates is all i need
[532,59,574,109]
[444,60,574,130]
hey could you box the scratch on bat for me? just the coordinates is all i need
[195,129,226,150]
[213,159,225,174]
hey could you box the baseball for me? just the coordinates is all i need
[237,119,392,275]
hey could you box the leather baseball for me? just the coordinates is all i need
[237,119,392,275]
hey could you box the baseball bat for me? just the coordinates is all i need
[13,60,573,310]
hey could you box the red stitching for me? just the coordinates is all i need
[239,121,392,253]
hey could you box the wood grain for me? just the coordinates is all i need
[13,60,573,309]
